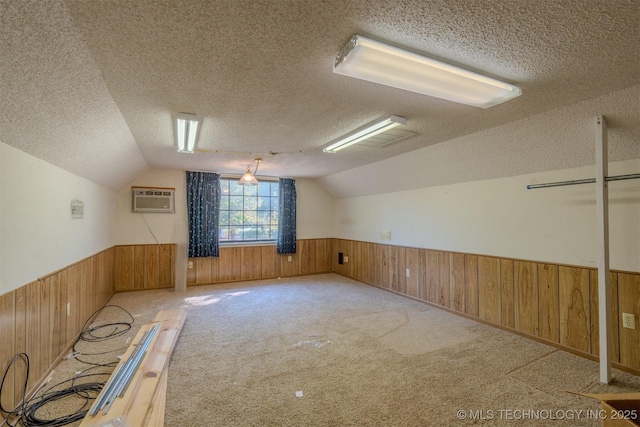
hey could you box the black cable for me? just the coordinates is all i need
[0,353,29,427]
[0,305,136,427]
[18,373,110,427]
[71,305,134,366]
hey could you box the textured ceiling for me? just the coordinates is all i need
[1,0,639,189]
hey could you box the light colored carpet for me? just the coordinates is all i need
[24,273,640,426]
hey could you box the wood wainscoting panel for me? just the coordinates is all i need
[450,253,465,312]
[0,248,117,412]
[158,244,175,288]
[186,239,332,286]
[389,245,404,293]
[241,246,262,280]
[438,252,450,308]
[417,249,428,301]
[278,251,298,277]
[66,265,79,350]
[514,261,539,336]
[221,247,242,281]
[115,244,176,292]
[478,256,501,324]
[559,266,591,353]
[343,240,355,279]
[299,239,315,276]
[13,286,27,407]
[355,242,373,284]
[260,245,278,278]
[377,244,390,290]
[405,248,419,298]
[195,257,213,285]
[332,239,347,277]
[538,263,560,343]
[315,239,332,275]
[38,278,52,384]
[49,272,65,370]
[24,280,41,392]
[618,273,640,370]
[425,250,439,304]
[464,254,479,317]
[115,246,134,291]
[351,241,363,283]
[0,292,16,412]
[133,245,146,290]
[145,245,160,289]
[500,259,515,329]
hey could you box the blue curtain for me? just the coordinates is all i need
[277,178,297,254]
[186,171,221,257]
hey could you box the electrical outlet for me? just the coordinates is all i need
[188,261,194,269]
[405,268,410,277]
[622,313,636,330]
[67,302,71,317]
[380,231,392,241]
[288,255,292,262]
[344,256,349,263]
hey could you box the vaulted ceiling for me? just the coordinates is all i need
[1,0,639,190]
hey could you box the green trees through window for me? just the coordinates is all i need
[219,178,279,242]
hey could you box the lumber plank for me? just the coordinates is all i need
[146,372,168,427]
[79,309,186,427]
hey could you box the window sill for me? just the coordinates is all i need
[219,241,276,248]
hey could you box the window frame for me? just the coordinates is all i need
[218,176,279,245]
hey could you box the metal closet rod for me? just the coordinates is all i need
[526,173,640,190]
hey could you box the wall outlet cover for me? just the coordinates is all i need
[622,313,636,329]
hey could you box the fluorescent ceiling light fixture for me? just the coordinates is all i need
[323,115,406,153]
[175,113,201,153]
[239,158,262,185]
[334,35,521,109]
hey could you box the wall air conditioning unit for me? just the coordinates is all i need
[132,187,175,213]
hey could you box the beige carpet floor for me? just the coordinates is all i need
[21,273,640,426]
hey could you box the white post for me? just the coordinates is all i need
[596,115,611,384]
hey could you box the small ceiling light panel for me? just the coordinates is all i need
[333,35,521,108]
[175,113,202,153]
[324,115,406,153]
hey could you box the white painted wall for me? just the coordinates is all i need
[114,170,335,290]
[114,169,189,246]
[0,142,116,294]
[114,170,335,244]
[295,178,334,239]
[333,159,639,272]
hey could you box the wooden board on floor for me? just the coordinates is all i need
[79,309,186,427]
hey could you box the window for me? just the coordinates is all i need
[219,178,279,242]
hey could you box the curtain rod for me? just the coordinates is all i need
[526,173,640,190]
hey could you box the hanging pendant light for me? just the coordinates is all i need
[238,158,262,185]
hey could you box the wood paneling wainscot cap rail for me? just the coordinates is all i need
[330,238,640,374]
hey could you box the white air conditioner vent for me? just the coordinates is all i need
[132,187,175,213]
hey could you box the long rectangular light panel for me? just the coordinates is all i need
[323,115,406,153]
[334,35,521,109]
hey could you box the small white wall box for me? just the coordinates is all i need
[132,187,175,213]
[71,199,84,218]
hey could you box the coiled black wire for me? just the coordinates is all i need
[0,353,29,425]
[0,305,135,427]
[72,305,134,367]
